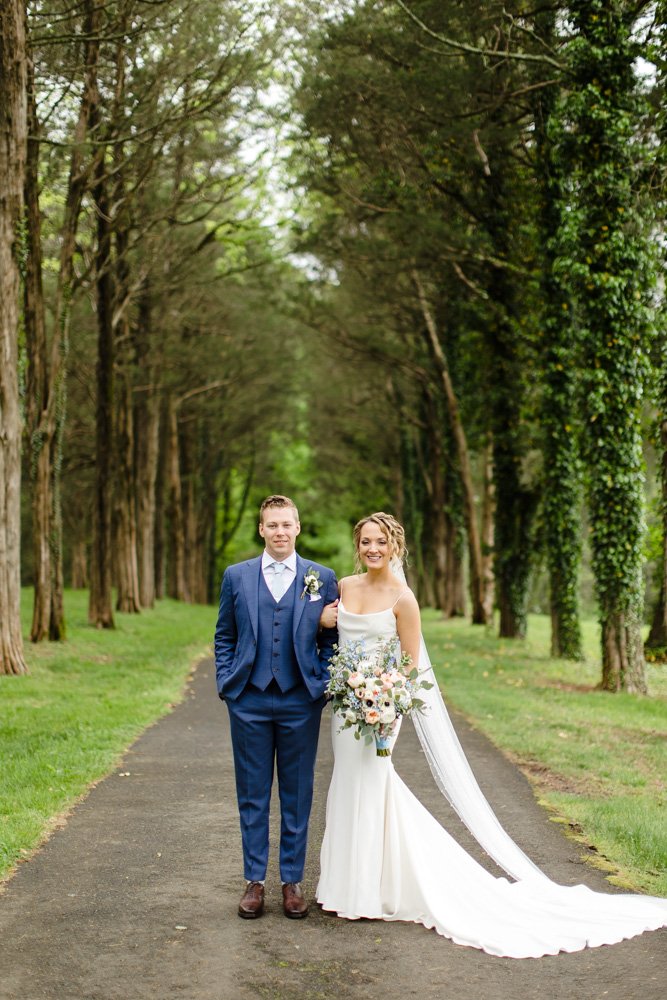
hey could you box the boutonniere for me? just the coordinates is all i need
[300,567,323,600]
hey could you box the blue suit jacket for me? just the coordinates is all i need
[214,554,338,702]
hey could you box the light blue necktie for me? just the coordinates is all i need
[271,561,287,601]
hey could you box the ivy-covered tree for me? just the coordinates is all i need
[644,0,667,657]
[533,11,584,660]
[558,0,657,691]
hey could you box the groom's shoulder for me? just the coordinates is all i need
[223,555,261,578]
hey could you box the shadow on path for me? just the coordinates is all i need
[0,659,664,1000]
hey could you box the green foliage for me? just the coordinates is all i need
[291,0,550,626]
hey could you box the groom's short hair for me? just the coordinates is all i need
[259,494,299,523]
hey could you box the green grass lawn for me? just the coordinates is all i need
[0,589,212,882]
[422,611,667,896]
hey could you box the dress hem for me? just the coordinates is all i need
[316,897,666,959]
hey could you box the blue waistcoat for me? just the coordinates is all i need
[249,576,301,693]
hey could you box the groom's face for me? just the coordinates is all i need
[259,506,301,561]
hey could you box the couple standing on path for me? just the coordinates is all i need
[214,494,667,958]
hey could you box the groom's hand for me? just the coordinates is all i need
[319,599,339,630]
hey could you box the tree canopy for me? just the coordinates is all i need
[0,0,665,691]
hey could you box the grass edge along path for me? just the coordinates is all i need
[0,589,213,884]
[423,611,667,898]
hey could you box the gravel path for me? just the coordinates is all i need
[1,659,664,1000]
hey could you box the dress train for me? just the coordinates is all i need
[316,603,667,958]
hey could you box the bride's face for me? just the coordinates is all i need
[358,523,391,570]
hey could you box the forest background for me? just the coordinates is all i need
[1,0,667,699]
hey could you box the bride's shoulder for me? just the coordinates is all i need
[338,574,360,594]
[393,586,419,613]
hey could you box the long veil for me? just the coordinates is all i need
[392,559,549,884]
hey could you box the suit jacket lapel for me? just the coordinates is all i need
[241,557,262,640]
[293,555,307,638]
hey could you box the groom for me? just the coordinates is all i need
[214,494,338,919]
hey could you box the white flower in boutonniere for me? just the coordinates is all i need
[300,567,323,600]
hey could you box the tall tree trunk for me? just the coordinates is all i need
[443,506,466,619]
[646,579,667,654]
[421,388,447,611]
[482,178,537,639]
[27,0,101,641]
[443,439,466,619]
[407,409,435,607]
[112,225,140,613]
[411,270,488,624]
[166,396,188,601]
[154,399,169,599]
[534,12,584,661]
[24,54,51,642]
[109,7,140,615]
[181,418,198,603]
[71,541,88,589]
[136,394,160,605]
[0,0,28,675]
[114,370,141,612]
[480,438,495,622]
[203,472,219,604]
[196,423,217,605]
[137,391,160,604]
[431,493,448,612]
[134,282,160,608]
[88,141,115,628]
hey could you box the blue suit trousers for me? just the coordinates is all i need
[225,682,325,883]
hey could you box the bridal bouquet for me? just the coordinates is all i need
[326,636,432,756]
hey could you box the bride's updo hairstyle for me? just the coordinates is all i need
[353,512,407,573]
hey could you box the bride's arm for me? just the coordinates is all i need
[395,592,421,669]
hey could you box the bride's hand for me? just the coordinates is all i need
[319,599,339,629]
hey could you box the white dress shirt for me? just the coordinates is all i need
[261,550,297,601]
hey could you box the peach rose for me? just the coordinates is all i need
[347,671,365,688]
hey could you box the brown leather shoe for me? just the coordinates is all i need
[238,881,265,919]
[282,882,309,919]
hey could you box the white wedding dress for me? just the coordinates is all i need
[316,601,667,958]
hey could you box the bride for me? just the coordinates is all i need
[316,512,667,958]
